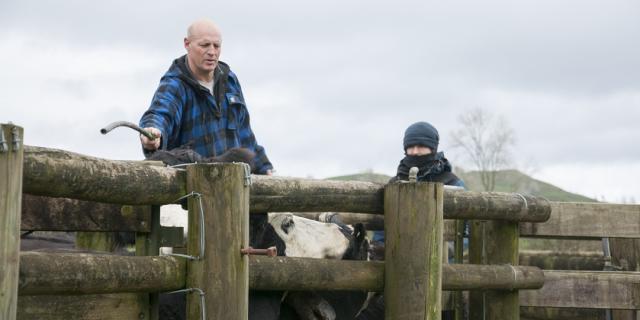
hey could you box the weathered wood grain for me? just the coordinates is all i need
[520,306,604,320]
[384,181,443,319]
[23,146,186,205]
[0,124,23,320]
[249,256,384,291]
[17,294,146,320]
[252,175,550,222]
[485,219,520,320]
[21,194,150,232]
[22,146,551,221]
[520,270,640,309]
[18,252,185,295]
[250,175,384,213]
[17,252,543,293]
[135,205,161,320]
[519,250,604,270]
[468,220,486,318]
[186,164,249,320]
[520,202,640,238]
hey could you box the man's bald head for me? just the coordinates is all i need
[184,19,223,82]
[187,19,222,40]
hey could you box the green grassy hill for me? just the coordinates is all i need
[328,169,596,202]
[456,169,596,202]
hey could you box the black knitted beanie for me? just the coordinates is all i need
[403,121,439,152]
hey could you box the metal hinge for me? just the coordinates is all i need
[166,288,206,319]
[243,163,252,186]
[167,192,205,261]
[11,126,21,151]
[0,128,7,153]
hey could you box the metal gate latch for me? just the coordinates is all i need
[11,126,21,151]
[0,128,7,153]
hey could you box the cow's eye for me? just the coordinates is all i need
[281,218,294,234]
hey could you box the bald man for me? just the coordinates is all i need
[139,19,273,174]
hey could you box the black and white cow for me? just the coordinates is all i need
[256,213,370,320]
[159,211,370,320]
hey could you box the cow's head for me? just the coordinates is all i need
[251,213,368,260]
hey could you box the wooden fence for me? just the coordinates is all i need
[13,122,636,319]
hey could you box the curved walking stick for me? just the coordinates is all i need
[100,121,158,140]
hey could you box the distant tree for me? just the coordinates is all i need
[450,107,515,191]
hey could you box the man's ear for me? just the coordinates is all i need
[183,37,190,51]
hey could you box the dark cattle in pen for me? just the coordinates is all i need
[160,212,370,320]
[257,213,371,320]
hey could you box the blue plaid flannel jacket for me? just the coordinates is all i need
[140,56,273,174]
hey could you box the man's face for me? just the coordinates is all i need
[184,31,222,75]
[406,145,432,156]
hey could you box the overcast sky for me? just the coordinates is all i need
[2,0,639,203]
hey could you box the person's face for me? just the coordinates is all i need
[184,30,222,75]
[406,145,432,156]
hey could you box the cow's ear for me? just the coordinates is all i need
[281,216,295,234]
[353,223,366,242]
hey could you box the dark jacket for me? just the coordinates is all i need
[389,152,465,188]
[140,55,273,174]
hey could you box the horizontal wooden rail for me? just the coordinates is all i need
[519,250,605,271]
[252,176,550,222]
[18,253,543,294]
[251,256,544,291]
[520,270,640,309]
[23,146,550,221]
[250,175,384,213]
[520,202,640,239]
[19,252,185,295]
[21,194,150,232]
[23,146,186,205]
[520,307,606,320]
[18,294,147,319]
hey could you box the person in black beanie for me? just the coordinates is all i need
[371,121,465,247]
[390,121,465,186]
[359,122,466,320]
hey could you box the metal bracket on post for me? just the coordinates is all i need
[167,191,205,260]
[0,127,7,152]
[11,126,21,151]
[242,163,252,186]
[166,288,206,320]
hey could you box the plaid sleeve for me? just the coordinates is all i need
[139,77,185,151]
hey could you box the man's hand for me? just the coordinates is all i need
[140,127,161,150]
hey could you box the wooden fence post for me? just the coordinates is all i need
[135,205,160,320]
[485,220,519,319]
[468,220,485,319]
[1,123,24,320]
[186,163,249,320]
[385,181,443,320]
[609,237,640,320]
[453,219,465,320]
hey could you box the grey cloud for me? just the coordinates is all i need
[2,0,639,200]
